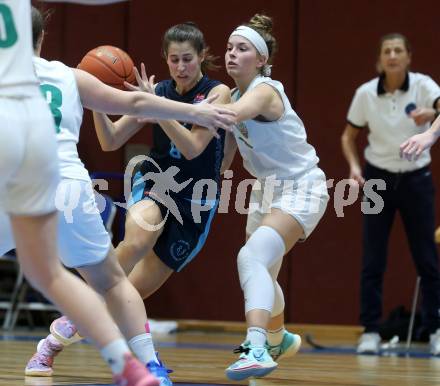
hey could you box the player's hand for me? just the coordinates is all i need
[410,108,436,126]
[400,132,436,161]
[349,165,365,188]
[124,63,155,94]
[194,94,237,138]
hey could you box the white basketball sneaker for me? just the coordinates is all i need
[225,342,278,381]
[357,332,381,354]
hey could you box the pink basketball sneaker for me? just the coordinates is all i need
[113,354,160,386]
[25,335,63,376]
[50,316,83,346]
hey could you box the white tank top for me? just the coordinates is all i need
[33,57,90,181]
[0,1,40,97]
[232,75,319,179]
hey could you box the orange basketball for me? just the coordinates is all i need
[77,45,136,90]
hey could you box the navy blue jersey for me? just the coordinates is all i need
[145,75,226,199]
[129,75,227,271]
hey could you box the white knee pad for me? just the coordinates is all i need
[237,226,285,314]
[269,259,285,317]
[272,281,285,317]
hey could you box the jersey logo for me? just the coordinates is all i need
[236,122,248,138]
[193,93,205,104]
[234,122,253,149]
[170,240,191,261]
[96,47,118,64]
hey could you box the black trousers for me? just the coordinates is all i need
[361,162,440,334]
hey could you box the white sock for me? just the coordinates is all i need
[128,333,157,365]
[100,339,131,374]
[246,327,267,347]
[267,326,285,346]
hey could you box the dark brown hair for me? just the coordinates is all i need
[162,22,220,72]
[378,33,412,56]
[31,6,53,50]
[376,33,412,73]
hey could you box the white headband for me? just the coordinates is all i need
[229,25,272,76]
[230,26,269,58]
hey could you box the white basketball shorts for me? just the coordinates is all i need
[246,167,329,239]
[0,179,111,268]
[0,95,59,215]
[55,179,112,268]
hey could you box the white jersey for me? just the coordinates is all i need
[33,57,90,181]
[232,75,319,179]
[0,1,39,97]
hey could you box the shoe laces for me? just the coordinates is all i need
[147,359,173,378]
[46,336,63,353]
[233,344,250,355]
[34,337,62,365]
[28,351,53,368]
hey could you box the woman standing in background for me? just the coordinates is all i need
[341,33,440,355]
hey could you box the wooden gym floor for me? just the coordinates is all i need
[0,321,439,386]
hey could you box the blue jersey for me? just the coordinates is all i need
[147,75,226,199]
[130,75,226,271]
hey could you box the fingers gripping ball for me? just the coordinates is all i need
[78,45,136,89]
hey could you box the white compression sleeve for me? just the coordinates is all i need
[237,225,285,314]
[268,258,285,317]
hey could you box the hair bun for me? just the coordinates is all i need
[249,14,273,34]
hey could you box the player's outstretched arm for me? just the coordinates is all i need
[93,112,143,151]
[73,68,236,131]
[221,131,238,174]
[126,63,233,159]
[155,84,232,160]
[223,83,276,123]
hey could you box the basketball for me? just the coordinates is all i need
[77,45,136,90]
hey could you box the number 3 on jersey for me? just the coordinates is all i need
[0,4,18,48]
[40,84,63,133]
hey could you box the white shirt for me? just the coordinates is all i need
[0,1,40,97]
[232,75,319,179]
[34,57,90,182]
[347,72,440,172]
